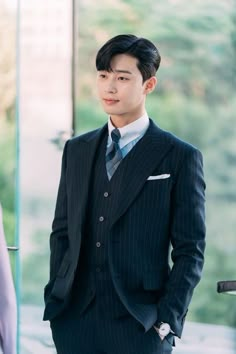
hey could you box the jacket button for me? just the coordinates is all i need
[104,192,109,198]
[99,216,104,222]
[96,242,101,248]
[96,267,101,272]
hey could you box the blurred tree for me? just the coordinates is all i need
[230,0,236,87]
[0,0,16,121]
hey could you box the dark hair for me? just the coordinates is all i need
[96,34,161,83]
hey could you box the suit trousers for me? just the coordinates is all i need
[50,294,173,354]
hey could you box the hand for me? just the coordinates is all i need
[153,326,165,341]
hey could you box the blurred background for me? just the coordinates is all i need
[0,0,236,353]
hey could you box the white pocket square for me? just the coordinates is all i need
[147,174,170,181]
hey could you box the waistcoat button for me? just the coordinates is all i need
[99,216,104,222]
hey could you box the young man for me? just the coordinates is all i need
[43,34,206,354]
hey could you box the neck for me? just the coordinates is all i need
[110,111,146,128]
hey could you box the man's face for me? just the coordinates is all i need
[96,54,154,127]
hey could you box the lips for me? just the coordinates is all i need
[103,98,119,105]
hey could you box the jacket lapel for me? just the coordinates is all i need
[109,120,174,228]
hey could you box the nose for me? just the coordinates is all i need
[105,78,117,94]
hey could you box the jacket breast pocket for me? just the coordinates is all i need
[142,175,173,209]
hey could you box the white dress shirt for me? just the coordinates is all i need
[107,113,149,150]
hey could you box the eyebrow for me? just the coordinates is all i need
[113,69,132,75]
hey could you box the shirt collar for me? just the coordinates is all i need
[107,113,149,148]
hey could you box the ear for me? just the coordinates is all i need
[144,76,157,94]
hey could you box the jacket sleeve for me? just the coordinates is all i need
[44,141,69,301]
[155,147,206,338]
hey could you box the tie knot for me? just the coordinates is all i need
[111,128,121,144]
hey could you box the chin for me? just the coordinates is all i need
[104,109,120,116]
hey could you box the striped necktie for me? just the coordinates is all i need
[106,128,123,180]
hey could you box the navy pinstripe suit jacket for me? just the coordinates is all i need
[43,119,206,338]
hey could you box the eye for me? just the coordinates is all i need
[118,76,129,81]
[99,74,106,79]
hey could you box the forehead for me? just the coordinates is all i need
[109,54,140,74]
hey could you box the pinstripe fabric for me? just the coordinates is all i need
[70,134,129,319]
[44,119,206,351]
[50,132,173,353]
[50,297,173,354]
